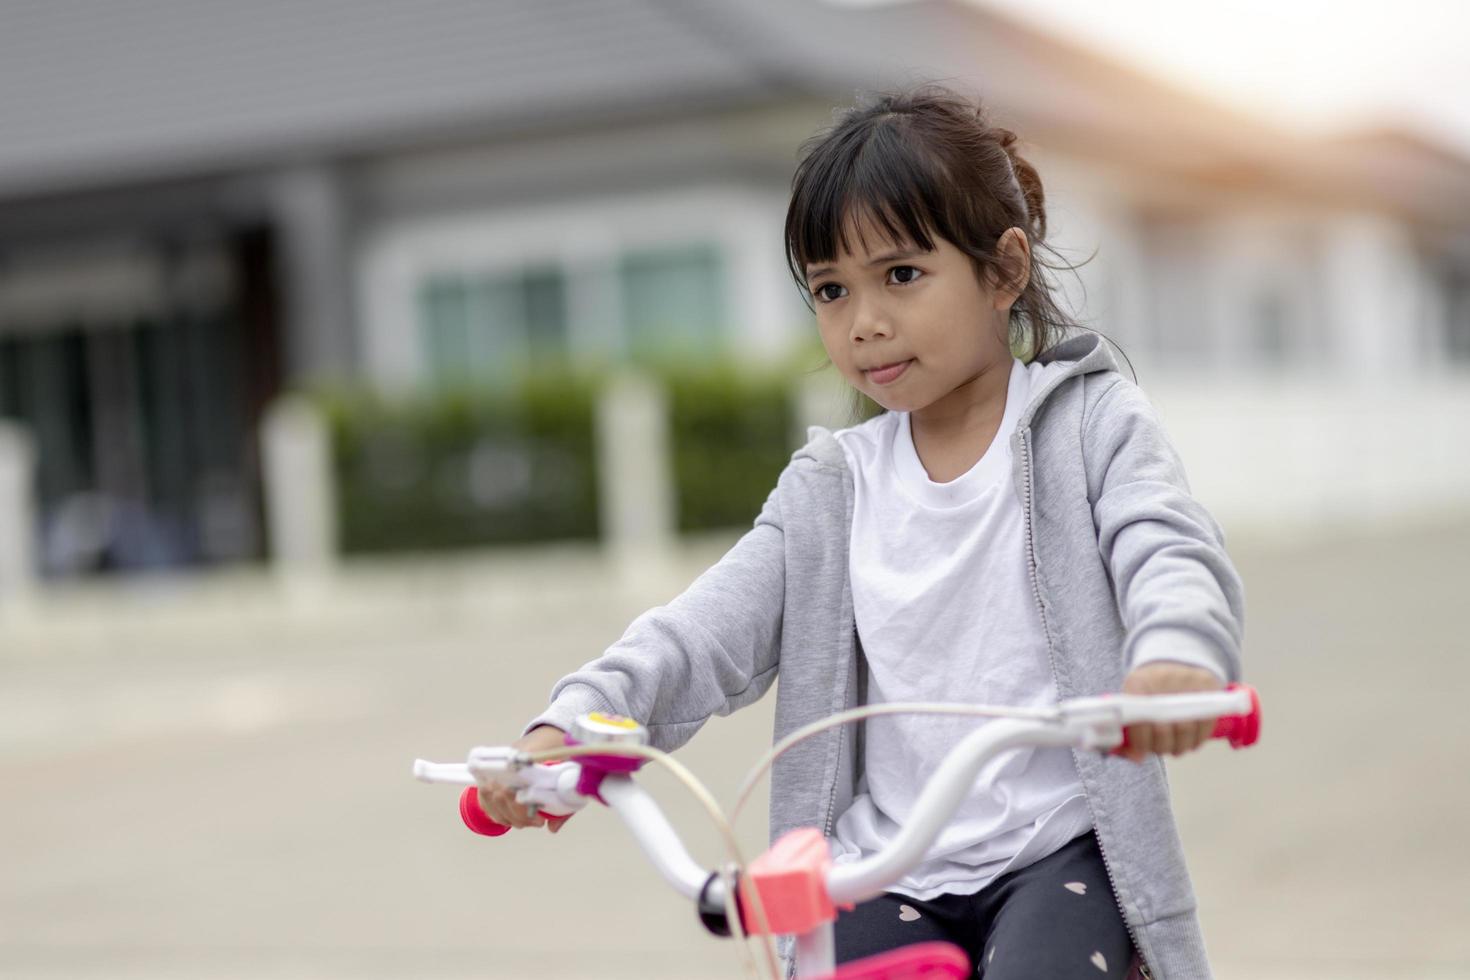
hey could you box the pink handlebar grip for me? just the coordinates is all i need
[458,786,570,837]
[1211,683,1261,748]
[1115,682,1261,754]
[459,786,510,836]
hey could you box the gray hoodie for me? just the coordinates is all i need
[527,332,1245,979]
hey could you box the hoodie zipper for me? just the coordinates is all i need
[822,623,859,841]
[824,731,840,839]
[1019,427,1152,979]
[825,467,863,844]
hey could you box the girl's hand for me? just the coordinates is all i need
[477,724,570,833]
[1116,662,1223,763]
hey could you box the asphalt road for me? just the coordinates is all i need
[1,520,1467,979]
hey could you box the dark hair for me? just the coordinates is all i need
[785,82,1087,365]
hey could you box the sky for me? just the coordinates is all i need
[968,0,1470,156]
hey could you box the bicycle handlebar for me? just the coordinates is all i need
[416,684,1260,839]
[413,684,1260,978]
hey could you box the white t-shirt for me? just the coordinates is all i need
[829,357,1095,900]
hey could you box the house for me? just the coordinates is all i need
[1,0,1466,575]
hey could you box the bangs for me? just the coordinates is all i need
[785,118,952,294]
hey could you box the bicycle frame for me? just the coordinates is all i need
[413,684,1261,979]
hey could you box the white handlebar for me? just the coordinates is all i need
[413,687,1258,926]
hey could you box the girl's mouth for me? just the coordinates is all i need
[865,360,912,385]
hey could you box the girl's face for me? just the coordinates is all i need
[804,213,1027,416]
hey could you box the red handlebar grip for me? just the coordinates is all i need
[460,786,510,836]
[1211,683,1261,748]
[457,786,572,836]
[1114,683,1261,754]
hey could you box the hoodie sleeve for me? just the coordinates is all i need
[521,483,786,752]
[1083,378,1244,683]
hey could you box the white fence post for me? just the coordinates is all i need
[595,372,675,578]
[791,367,854,450]
[0,421,37,609]
[261,396,337,588]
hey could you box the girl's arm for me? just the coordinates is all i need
[520,483,786,753]
[1083,378,1245,687]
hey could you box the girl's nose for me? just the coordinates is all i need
[849,299,893,344]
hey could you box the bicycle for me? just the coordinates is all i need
[413,683,1261,979]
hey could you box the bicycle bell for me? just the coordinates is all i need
[570,711,650,747]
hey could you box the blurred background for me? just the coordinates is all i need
[0,1,1466,977]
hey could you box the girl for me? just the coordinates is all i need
[482,84,1244,980]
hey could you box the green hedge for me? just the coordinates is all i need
[310,360,825,555]
[314,372,600,555]
[656,362,793,533]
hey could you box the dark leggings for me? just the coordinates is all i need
[832,831,1136,978]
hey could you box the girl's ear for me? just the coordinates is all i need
[990,227,1031,312]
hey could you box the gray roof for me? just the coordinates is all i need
[0,0,798,195]
[2,0,1467,229]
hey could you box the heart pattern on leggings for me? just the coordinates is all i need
[1090,951,1108,972]
[898,905,921,922]
[1064,881,1088,895]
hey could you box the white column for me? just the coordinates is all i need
[0,421,36,608]
[1319,213,1420,381]
[271,165,355,383]
[595,372,675,576]
[261,396,337,586]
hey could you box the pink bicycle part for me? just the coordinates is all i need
[821,941,969,979]
[737,827,852,936]
[563,735,647,804]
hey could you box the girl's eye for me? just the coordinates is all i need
[814,283,845,303]
[889,265,922,285]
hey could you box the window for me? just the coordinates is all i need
[418,263,569,386]
[619,242,726,361]
[415,241,729,383]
